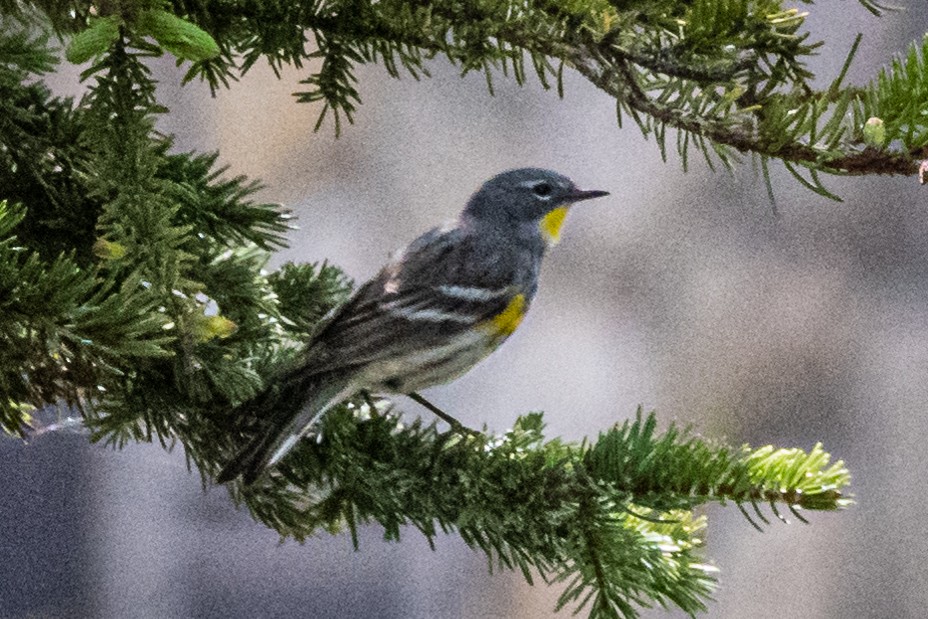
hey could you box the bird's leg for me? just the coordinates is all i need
[407,392,479,436]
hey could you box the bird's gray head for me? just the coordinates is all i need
[462,168,609,243]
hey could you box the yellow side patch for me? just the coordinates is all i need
[481,293,526,338]
[540,206,569,244]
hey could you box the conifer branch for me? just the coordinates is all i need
[222,407,848,618]
[167,0,928,193]
[18,0,925,191]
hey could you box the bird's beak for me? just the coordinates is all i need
[567,188,610,203]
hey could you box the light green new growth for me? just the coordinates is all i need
[0,0,892,617]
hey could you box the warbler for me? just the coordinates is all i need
[217,168,609,484]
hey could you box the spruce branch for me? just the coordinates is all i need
[126,0,928,193]
[0,12,292,440]
[0,200,174,435]
[37,0,921,193]
[220,407,848,619]
[0,17,57,75]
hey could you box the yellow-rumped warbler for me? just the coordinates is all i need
[217,168,609,484]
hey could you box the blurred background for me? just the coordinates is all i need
[3,1,928,617]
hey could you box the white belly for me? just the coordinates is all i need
[359,329,502,394]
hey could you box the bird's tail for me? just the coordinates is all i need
[216,368,356,485]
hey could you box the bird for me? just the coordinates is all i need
[217,168,609,485]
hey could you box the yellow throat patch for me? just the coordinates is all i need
[540,206,569,244]
[482,293,526,338]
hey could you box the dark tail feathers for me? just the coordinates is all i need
[216,425,280,485]
[216,368,353,485]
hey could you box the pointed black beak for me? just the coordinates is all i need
[567,188,610,202]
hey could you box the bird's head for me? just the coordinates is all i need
[463,168,609,244]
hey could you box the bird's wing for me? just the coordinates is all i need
[306,224,521,372]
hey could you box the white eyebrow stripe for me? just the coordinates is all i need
[437,285,512,301]
[518,179,555,199]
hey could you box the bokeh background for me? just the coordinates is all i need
[4,2,928,617]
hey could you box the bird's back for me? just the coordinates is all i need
[303,220,544,380]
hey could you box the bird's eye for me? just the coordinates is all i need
[532,182,553,197]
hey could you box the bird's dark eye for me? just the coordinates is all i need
[532,182,553,197]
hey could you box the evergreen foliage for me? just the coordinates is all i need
[166,0,926,191]
[7,0,912,616]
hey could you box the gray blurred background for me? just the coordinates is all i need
[3,2,928,617]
